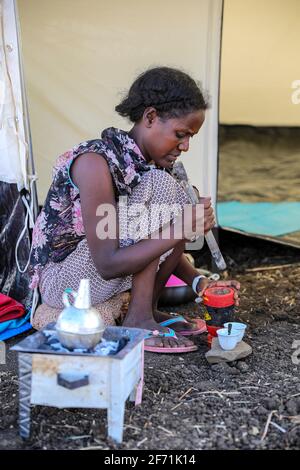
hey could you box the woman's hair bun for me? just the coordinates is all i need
[115,66,209,123]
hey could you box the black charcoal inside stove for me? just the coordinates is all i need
[39,330,129,355]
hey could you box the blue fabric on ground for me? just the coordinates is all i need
[0,321,32,341]
[0,310,30,333]
[0,309,32,341]
[217,201,300,237]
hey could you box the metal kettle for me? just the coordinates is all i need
[56,279,105,349]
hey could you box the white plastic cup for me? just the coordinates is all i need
[217,328,240,350]
[224,322,247,342]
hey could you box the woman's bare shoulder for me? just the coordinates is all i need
[70,152,112,192]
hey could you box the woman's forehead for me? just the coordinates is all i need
[168,110,205,132]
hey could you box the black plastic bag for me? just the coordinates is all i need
[0,181,32,308]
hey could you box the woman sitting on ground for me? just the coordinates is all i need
[29,66,239,353]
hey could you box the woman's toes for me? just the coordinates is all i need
[145,332,195,350]
[168,336,194,348]
[164,338,177,348]
[177,336,194,347]
[145,337,163,348]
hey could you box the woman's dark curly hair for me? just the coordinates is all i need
[115,66,209,122]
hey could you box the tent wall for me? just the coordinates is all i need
[0,0,27,190]
[0,0,32,304]
[220,0,300,126]
[17,0,223,207]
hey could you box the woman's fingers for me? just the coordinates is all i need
[196,277,210,296]
[202,279,241,306]
[204,205,215,232]
[234,290,240,306]
[199,196,211,208]
[209,280,240,290]
[191,197,215,233]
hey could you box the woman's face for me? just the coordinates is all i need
[142,109,205,169]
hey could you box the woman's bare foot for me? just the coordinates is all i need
[122,312,196,350]
[143,333,196,351]
[153,309,200,333]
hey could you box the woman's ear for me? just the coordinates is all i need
[143,107,158,127]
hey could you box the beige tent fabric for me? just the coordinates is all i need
[221,0,300,126]
[0,0,28,190]
[17,0,222,208]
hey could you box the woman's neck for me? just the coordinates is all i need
[128,125,151,162]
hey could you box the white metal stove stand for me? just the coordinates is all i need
[14,326,146,444]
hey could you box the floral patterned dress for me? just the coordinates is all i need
[29,128,191,328]
[29,127,151,290]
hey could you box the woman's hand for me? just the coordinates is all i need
[196,279,241,306]
[180,204,204,240]
[181,197,215,241]
[199,197,215,234]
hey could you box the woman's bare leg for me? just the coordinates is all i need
[122,254,195,349]
[152,240,186,309]
[151,241,202,332]
[122,257,161,330]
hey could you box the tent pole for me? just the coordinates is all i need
[13,0,39,222]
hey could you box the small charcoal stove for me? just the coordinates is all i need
[11,323,146,443]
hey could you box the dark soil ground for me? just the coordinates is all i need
[0,232,299,450]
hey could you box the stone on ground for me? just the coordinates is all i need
[205,337,252,364]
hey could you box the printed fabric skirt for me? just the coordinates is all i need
[32,169,189,330]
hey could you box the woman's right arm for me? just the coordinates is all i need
[71,153,209,280]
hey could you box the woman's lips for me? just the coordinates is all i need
[168,155,179,162]
[168,153,180,161]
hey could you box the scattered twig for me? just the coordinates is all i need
[232,401,253,404]
[80,445,106,450]
[184,390,241,402]
[194,426,203,438]
[65,435,91,440]
[171,387,213,410]
[197,391,224,399]
[193,424,226,430]
[157,425,175,436]
[261,410,276,441]
[287,392,300,400]
[238,386,259,390]
[178,387,195,401]
[245,263,300,273]
[170,402,184,412]
[270,421,286,433]
[136,437,147,447]
[124,424,142,432]
[94,438,104,445]
[288,415,300,424]
[47,424,80,430]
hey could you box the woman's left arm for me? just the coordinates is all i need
[173,254,240,306]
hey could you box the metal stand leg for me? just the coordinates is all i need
[129,386,137,402]
[107,361,125,443]
[130,346,144,406]
[107,401,125,444]
[18,353,32,439]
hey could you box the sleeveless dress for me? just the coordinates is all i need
[29,128,189,328]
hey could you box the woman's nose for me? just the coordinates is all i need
[178,138,190,152]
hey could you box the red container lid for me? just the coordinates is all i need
[203,287,235,308]
[206,325,222,336]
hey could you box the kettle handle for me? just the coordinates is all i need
[63,288,77,307]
